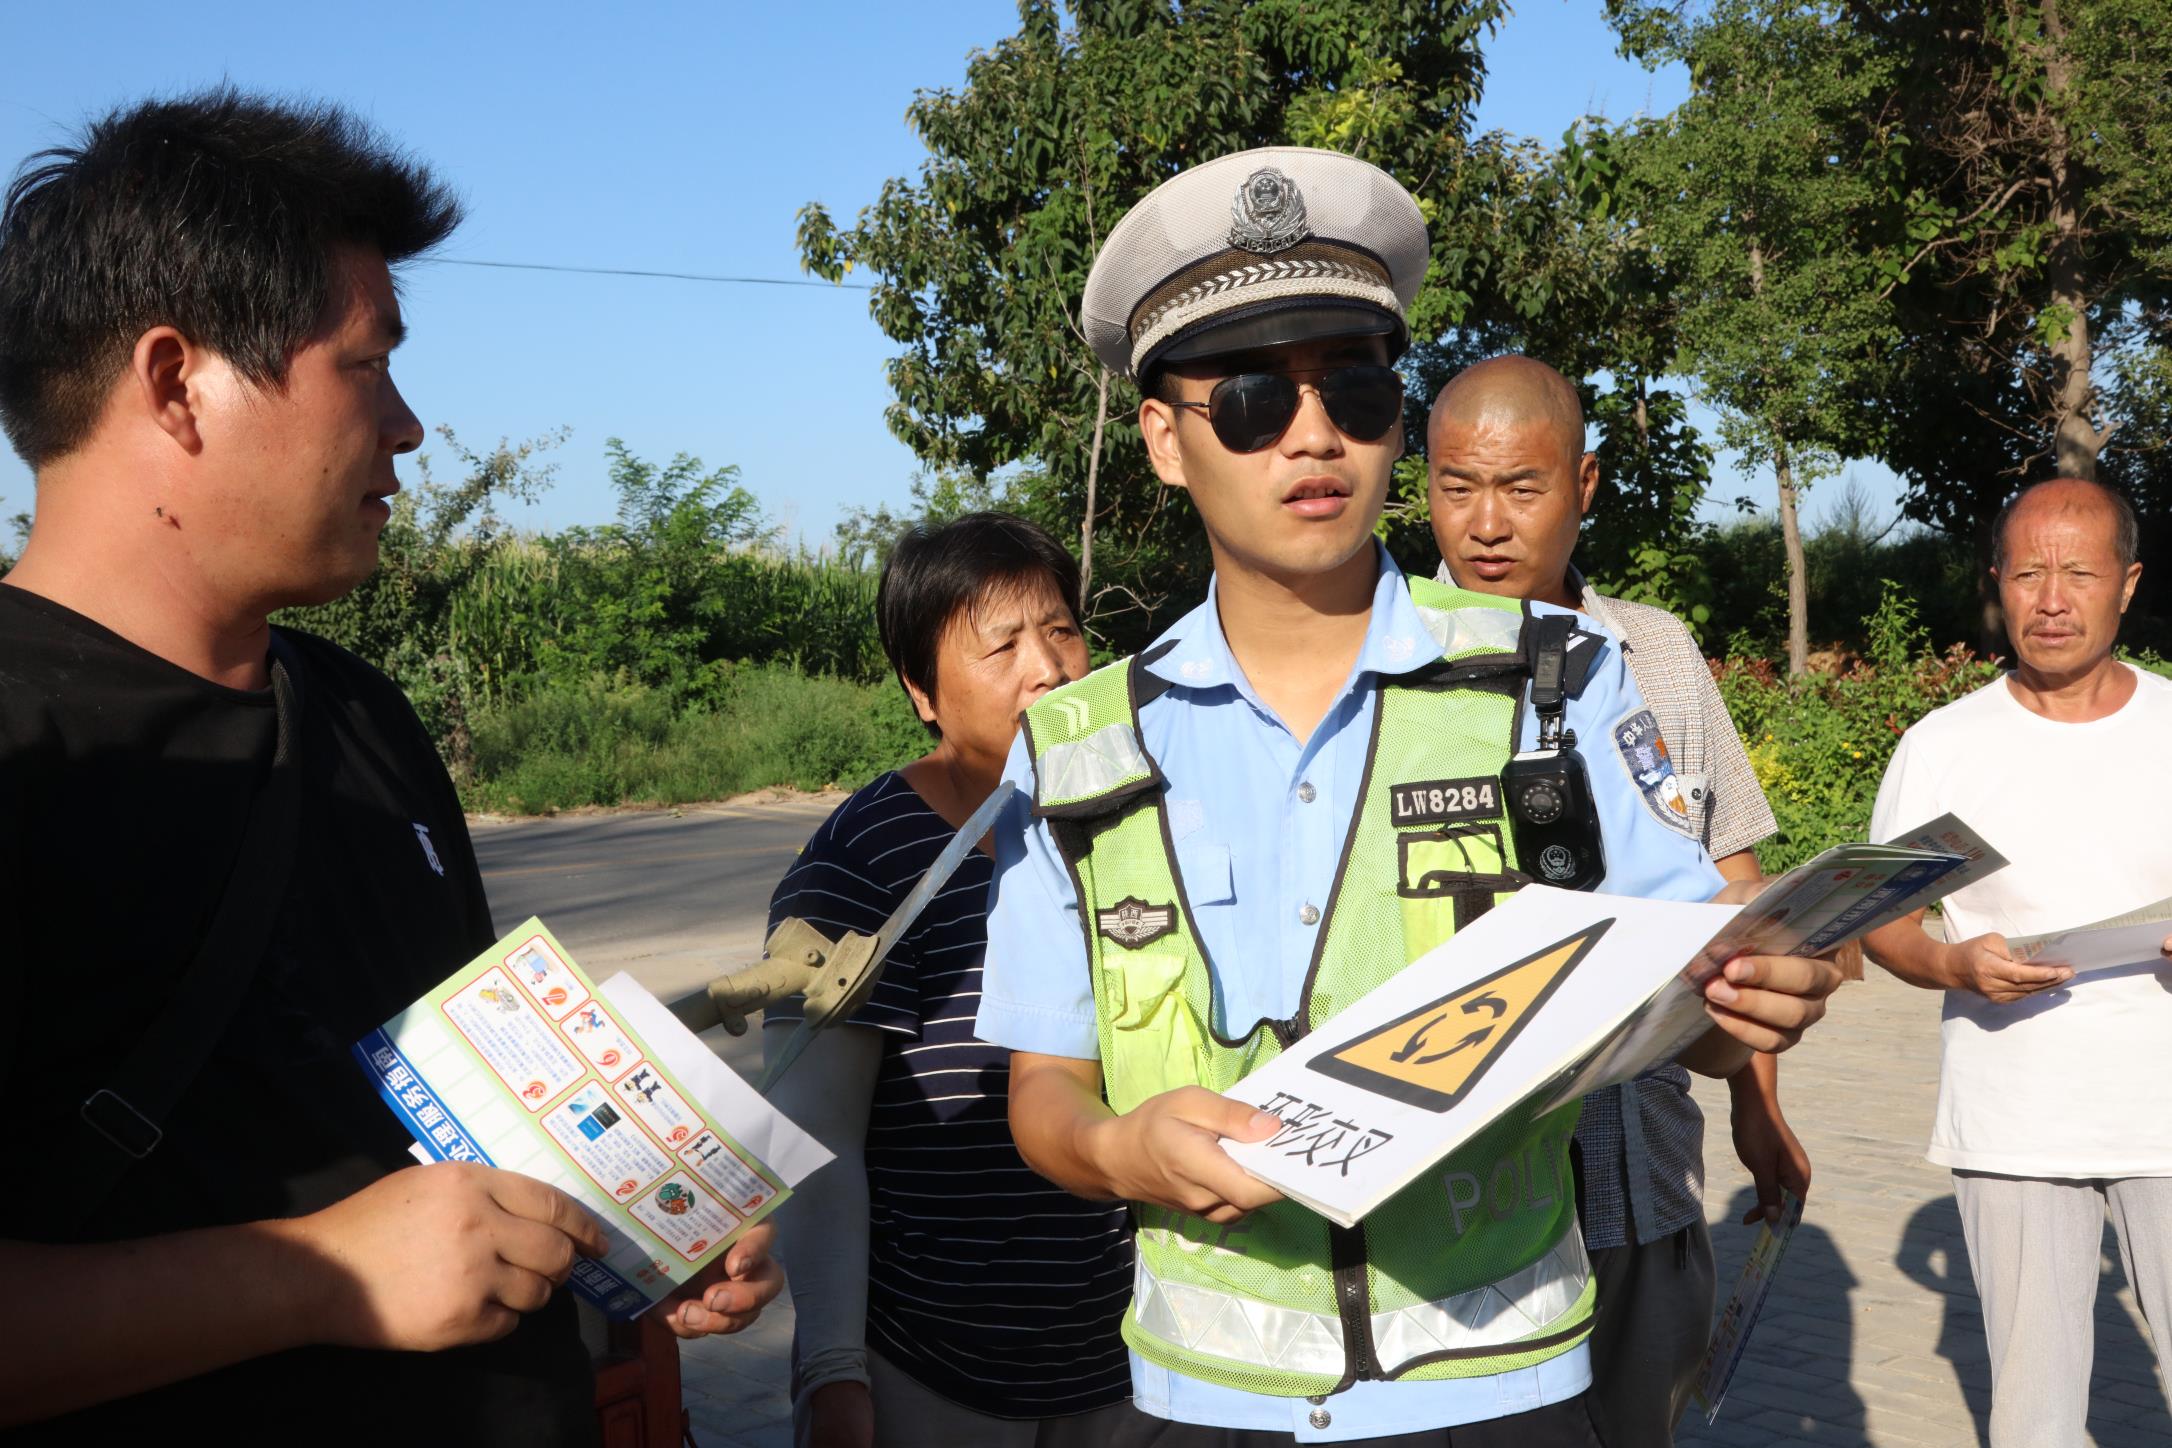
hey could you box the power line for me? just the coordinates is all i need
[425,257,874,290]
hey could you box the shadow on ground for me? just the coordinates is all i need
[1893,1194,1991,1443]
[1679,1186,1867,1443]
[1896,1191,2171,1447]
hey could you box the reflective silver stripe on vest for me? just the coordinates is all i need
[1039,721,1152,805]
[1413,603,1523,660]
[1131,1232,1589,1377]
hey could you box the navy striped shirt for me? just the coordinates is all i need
[767,773,1133,1418]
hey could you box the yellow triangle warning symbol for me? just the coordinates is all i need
[1307,919,1613,1113]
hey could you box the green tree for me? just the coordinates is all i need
[803,1,1739,650]
[0,508,27,573]
[281,426,565,767]
[798,0,1557,650]
[1525,122,1719,630]
[830,468,1013,571]
[1608,0,1903,674]
[525,440,778,694]
[1863,0,2172,501]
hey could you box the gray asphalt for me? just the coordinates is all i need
[470,795,841,1078]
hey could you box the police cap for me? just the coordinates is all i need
[1083,146,1428,383]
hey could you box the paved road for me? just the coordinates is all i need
[1676,974,2169,1448]
[476,805,2172,1448]
[474,795,839,1081]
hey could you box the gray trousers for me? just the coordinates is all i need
[1584,1219,1718,1448]
[1954,1171,2172,1448]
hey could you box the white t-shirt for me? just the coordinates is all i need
[1869,665,2172,1178]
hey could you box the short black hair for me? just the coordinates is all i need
[1992,476,2140,572]
[877,511,1084,737]
[0,87,463,467]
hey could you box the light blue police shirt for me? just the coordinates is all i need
[977,548,1723,1442]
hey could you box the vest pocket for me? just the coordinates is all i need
[1395,823,1522,956]
[1103,948,1211,1102]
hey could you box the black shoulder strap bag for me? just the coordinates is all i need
[69,633,307,1201]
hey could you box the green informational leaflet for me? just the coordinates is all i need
[353,918,830,1319]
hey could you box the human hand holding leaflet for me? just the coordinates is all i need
[654,1220,783,1339]
[280,1160,610,1351]
[2007,894,2172,980]
[353,920,829,1319]
[1087,1085,1288,1226]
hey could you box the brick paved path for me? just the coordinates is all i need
[676,970,2171,1448]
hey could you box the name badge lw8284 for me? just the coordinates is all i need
[1390,776,1500,827]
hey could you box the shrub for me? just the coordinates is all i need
[1716,584,2001,872]
[283,436,892,781]
[463,666,926,814]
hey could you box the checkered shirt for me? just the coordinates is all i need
[1577,576,1777,1246]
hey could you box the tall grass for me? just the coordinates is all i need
[464,666,927,814]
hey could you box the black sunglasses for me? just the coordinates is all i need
[1169,364,1406,454]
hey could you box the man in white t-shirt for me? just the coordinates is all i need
[1865,476,2172,1448]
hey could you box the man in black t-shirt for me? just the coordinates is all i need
[0,91,781,1442]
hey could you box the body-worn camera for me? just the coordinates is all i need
[1504,747,1605,889]
[1504,614,1607,891]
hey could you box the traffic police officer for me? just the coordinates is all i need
[977,147,1843,1446]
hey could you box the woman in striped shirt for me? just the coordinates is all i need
[764,514,1140,1448]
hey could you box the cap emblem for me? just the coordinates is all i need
[1228,167,1311,253]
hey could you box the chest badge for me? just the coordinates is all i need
[1389,776,1500,827]
[1098,896,1177,949]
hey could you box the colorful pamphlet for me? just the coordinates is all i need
[353,918,830,1319]
[1690,1189,1807,1424]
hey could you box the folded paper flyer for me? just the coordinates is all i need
[353,918,830,1318]
[1220,821,1998,1227]
[2010,894,2172,977]
[1690,1189,1807,1424]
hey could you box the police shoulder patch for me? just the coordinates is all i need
[1609,706,1697,838]
[1097,896,1177,949]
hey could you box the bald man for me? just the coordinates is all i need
[1428,356,1806,1448]
[1864,478,2172,1448]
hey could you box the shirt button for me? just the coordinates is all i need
[1309,1407,1332,1429]
[1307,1394,1328,1405]
[1296,781,1317,803]
[1299,904,1320,926]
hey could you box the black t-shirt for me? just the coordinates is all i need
[0,586,595,1445]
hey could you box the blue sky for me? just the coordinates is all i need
[0,1,1900,543]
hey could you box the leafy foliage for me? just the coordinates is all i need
[830,468,1015,572]
[1861,0,2172,504]
[281,436,892,794]
[464,666,926,815]
[801,0,1718,649]
[1717,584,2000,871]
[1602,0,1908,670]
[277,426,565,766]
